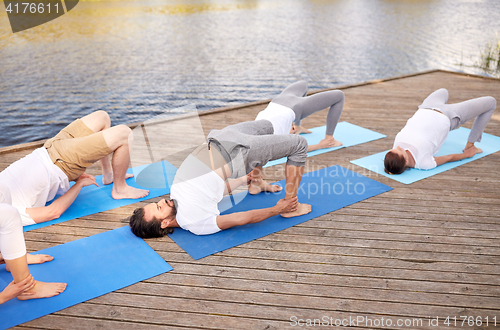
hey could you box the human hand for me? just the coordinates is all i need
[317,138,333,149]
[0,275,35,304]
[275,197,299,214]
[76,173,99,188]
[463,145,482,158]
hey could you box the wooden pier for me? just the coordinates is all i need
[2,70,500,329]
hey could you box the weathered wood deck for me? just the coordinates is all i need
[3,70,500,329]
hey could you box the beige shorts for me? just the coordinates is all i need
[44,119,112,181]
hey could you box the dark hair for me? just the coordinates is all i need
[384,150,406,175]
[129,207,175,238]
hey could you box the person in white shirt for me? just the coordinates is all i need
[384,88,497,174]
[256,80,345,152]
[129,113,312,238]
[0,110,149,226]
[0,183,66,304]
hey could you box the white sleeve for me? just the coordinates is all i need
[183,215,221,235]
[415,154,437,170]
[15,206,36,226]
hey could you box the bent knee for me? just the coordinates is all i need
[287,135,308,166]
[116,125,133,140]
[486,96,497,110]
[92,110,111,128]
[334,90,345,101]
[0,204,22,230]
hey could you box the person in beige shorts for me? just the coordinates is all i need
[0,110,149,226]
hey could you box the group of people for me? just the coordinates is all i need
[0,82,496,305]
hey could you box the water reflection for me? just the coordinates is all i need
[0,0,499,146]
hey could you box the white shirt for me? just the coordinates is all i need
[255,102,296,135]
[394,109,451,170]
[0,147,70,225]
[170,154,224,235]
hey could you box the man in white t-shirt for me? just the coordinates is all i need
[129,115,312,238]
[384,88,497,174]
[0,111,149,226]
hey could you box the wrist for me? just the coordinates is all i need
[271,205,281,216]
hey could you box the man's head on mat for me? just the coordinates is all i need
[384,147,407,175]
[129,198,177,238]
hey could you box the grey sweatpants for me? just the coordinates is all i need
[419,88,497,143]
[272,81,345,136]
[207,120,308,179]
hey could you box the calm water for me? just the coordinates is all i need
[0,0,499,146]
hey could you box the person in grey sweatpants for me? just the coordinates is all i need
[128,118,312,238]
[384,88,497,174]
[256,81,345,152]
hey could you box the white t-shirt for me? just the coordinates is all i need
[255,102,296,135]
[393,109,451,170]
[0,147,70,225]
[170,154,224,235]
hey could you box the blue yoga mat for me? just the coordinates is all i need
[24,161,177,232]
[0,226,172,330]
[168,165,392,260]
[264,122,386,168]
[350,127,500,184]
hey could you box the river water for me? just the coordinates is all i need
[0,0,499,146]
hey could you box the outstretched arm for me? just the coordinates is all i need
[223,175,249,196]
[216,197,298,230]
[434,145,482,166]
[26,174,98,224]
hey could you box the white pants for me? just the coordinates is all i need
[0,182,26,260]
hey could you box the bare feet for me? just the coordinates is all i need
[27,254,54,265]
[318,136,343,149]
[112,185,149,199]
[3,255,51,273]
[291,125,312,134]
[17,281,67,300]
[248,178,282,195]
[281,202,312,218]
[103,172,134,185]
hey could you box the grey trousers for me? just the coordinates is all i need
[271,81,345,136]
[419,88,497,143]
[207,120,308,179]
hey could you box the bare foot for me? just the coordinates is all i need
[319,137,343,149]
[463,145,483,158]
[17,281,67,300]
[281,203,312,218]
[27,254,54,265]
[103,172,134,185]
[248,178,282,195]
[291,125,312,134]
[112,185,149,199]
